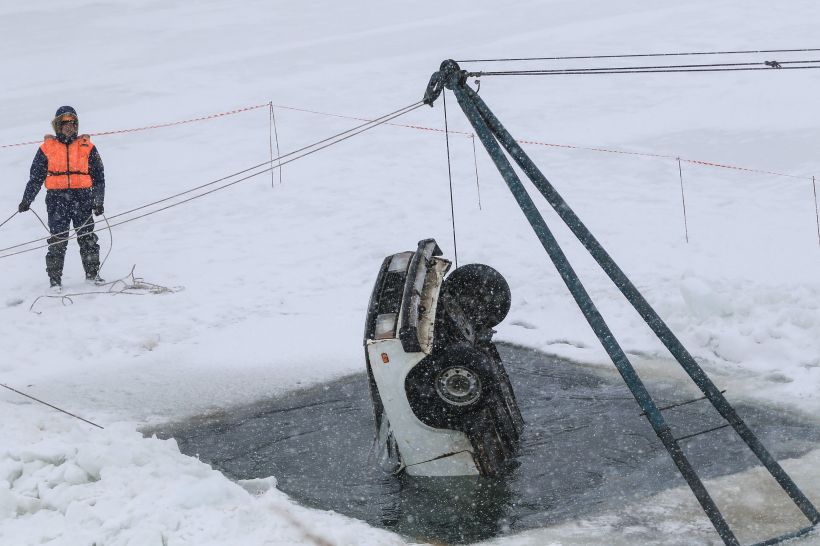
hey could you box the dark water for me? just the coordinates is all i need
[149,344,820,544]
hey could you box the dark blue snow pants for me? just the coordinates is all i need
[45,189,99,282]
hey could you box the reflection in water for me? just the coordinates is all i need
[150,344,820,544]
[385,475,512,543]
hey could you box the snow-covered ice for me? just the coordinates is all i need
[1,0,819,544]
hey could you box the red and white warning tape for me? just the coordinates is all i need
[0,101,812,182]
[0,103,269,149]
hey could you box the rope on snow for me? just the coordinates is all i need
[28,264,181,314]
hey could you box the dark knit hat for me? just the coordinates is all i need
[54,105,77,118]
[52,106,78,133]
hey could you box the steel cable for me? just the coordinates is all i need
[0,101,424,260]
[8,209,94,252]
[0,383,104,429]
[457,47,820,63]
[2,101,420,252]
[473,66,820,77]
[0,101,422,256]
[98,212,113,274]
[471,61,820,77]
[29,209,51,233]
[442,92,458,268]
[0,211,16,229]
[471,58,820,76]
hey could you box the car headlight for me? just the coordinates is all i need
[374,312,398,339]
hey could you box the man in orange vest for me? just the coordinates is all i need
[18,106,106,291]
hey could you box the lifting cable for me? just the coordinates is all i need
[468,59,820,77]
[457,47,820,63]
[442,91,459,268]
[0,101,424,260]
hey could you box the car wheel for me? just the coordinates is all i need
[405,343,495,429]
[440,264,511,329]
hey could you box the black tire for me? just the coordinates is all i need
[441,264,511,329]
[406,342,523,476]
[485,343,525,435]
[405,343,496,430]
[466,408,506,477]
[488,394,520,452]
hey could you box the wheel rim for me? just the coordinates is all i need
[435,366,481,406]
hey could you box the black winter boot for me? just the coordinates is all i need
[49,277,62,293]
[79,232,101,282]
[85,272,105,285]
[46,236,68,287]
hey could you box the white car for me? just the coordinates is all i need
[363,239,523,477]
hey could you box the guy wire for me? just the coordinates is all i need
[457,47,820,63]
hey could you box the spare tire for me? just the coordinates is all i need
[441,264,511,329]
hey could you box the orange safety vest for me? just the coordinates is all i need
[41,134,94,190]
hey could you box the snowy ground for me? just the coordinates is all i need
[1,0,819,544]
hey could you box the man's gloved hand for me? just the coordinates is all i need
[93,204,104,216]
[18,201,29,213]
